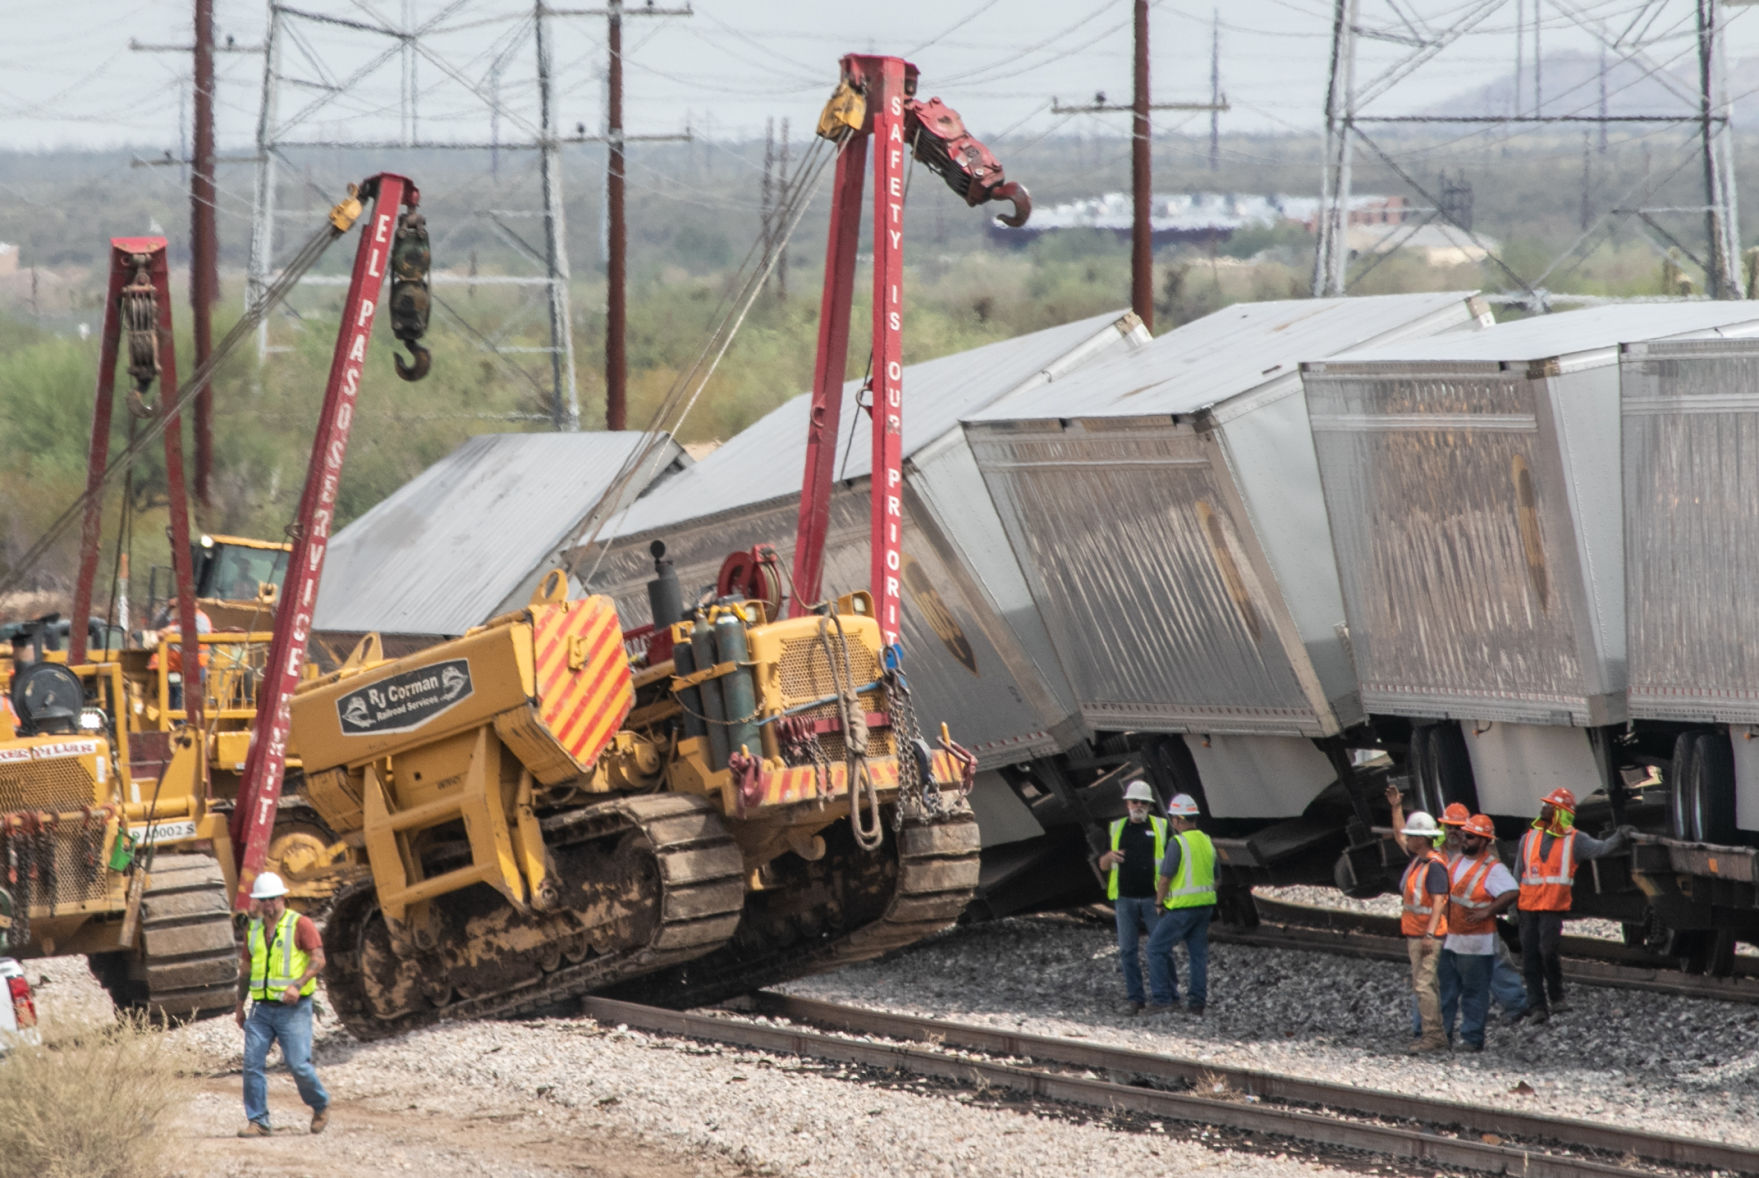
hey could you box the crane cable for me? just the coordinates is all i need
[561,127,846,587]
[0,217,346,601]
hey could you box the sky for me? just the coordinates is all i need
[3,0,1755,156]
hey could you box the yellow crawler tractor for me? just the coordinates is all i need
[296,573,979,1038]
[2,633,240,1021]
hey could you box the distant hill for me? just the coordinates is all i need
[1422,48,1757,121]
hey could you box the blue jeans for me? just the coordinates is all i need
[1114,897,1162,1004]
[1437,950,1493,1048]
[1147,905,1213,1007]
[1413,941,1525,1034]
[244,996,329,1127]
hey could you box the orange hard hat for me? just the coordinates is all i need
[1439,802,1470,826]
[1462,813,1496,839]
[1542,787,1576,814]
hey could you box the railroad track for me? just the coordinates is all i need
[578,993,1759,1178]
[1223,897,1759,1006]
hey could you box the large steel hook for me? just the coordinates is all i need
[394,340,431,382]
[993,181,1032,229]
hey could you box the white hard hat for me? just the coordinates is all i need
[250,871,289,900]
[1123,780,1156,804]
[1400,811,1440,838]
[1166,793,1200,817]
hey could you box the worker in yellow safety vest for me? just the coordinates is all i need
[1099,779,1167,1015]
[235,872,331,1137]
[1144,793,1217,1016]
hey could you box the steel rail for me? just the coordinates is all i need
[1222,899,1759,1004]
[579,995,1756,1177]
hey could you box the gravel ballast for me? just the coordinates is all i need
[779,911,1759,1150]
[22,955,1358,1177]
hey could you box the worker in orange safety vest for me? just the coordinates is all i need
[148,605,212,710]
[1396,809,1450,1053]
[1513,788,1631,1024]
[1387,786,1530,1024]
[1438,814,1519,1052]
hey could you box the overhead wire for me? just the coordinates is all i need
[565,128,843,586]
[0,213,348,600]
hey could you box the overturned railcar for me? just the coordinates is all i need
[583,312,1149,916]
[1620,330,1759,961]
[1303,304,1759,952]
[962,292,1491,893]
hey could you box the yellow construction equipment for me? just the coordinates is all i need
[295,572,979,1038]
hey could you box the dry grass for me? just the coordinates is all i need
[0,1013,199,1178]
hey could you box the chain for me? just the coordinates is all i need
[886,669,942,827]
[120,253,161,419]
[2,823,25,948]
[37,818,57,918]
[12,821,33,946]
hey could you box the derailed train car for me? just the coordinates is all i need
[959,292,1492,907]
[584,311,1151,916]
[1302,303,1759,963]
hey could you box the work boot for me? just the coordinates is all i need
[237,1121,271,1138]
[1116,1000,1145,1016]
[1142,1003,1177,1016]
[1550,999,1571,1014]
[310,1106,329,1135]
[1186,1004,1205,1018]
[1529,1008,1550,1025]
[1406,1038,1447,1055]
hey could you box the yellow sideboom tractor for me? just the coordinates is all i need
[295,573,979,1038]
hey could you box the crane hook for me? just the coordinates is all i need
[394,340,431,382]
[993,181,1032,229]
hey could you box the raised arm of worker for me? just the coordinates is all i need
[1386,781,1406,834]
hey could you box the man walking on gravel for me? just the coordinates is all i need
[236,871,331,1137]
[1438,815,1519,1052]
[1099,780,1167,1015]
[1146,794,1217,1016]
[1395,808,1449,1053]
[1514,788,1630,1024]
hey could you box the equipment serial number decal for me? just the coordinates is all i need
[130,820,198,845]
[336,658,474,736]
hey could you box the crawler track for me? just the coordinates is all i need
[91,852,240,1022]
[608,810,982,1009]
[580,993,1759,1178]
[324,793,746,1040]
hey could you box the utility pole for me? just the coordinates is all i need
[191,0,217,507]
[606,1,627,431]
[1209,11,1221,173]
[761,117,775,288]
[777,117,789,302]
[1132,0,1151,330]
[551,1,692,431]
[1050,11,1226,332]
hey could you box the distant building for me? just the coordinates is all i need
[990,193,1412,247]
[1346,222,1495,267]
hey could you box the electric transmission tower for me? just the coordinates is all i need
[247,1,686,429]
[1312,0,1743,306]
